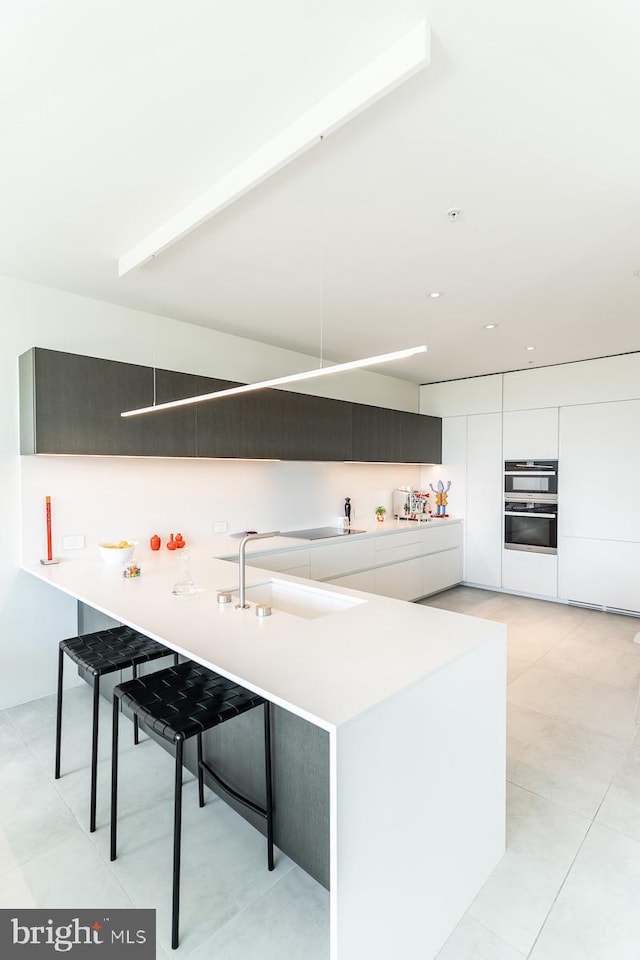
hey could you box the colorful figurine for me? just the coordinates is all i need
[429,480,451,517]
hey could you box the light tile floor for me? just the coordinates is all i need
[422,588,640,960]
[2,588,639,959]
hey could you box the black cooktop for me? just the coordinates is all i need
[283,527,366,540]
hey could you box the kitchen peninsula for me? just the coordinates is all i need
[24,539,506,960]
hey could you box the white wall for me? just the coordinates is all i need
[1,276,421,708]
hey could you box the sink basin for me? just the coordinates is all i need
[242,578,366,620]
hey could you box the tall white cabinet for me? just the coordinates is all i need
[558,399,640,613]
[466,414,502,587]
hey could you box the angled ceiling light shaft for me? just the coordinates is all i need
[121,345,427,418]
[117,22,429,276]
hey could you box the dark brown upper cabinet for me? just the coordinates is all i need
[351,403,442,464]
[19,348,199,457]
[19,348,441,464]
[195,378,353,460]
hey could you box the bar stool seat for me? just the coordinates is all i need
[110,661,274,950]
[55,625,178,832]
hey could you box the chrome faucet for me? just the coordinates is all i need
[236,531,281,609]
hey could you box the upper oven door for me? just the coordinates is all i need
[504,460,558,496]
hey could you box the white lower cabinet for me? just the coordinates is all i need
[502,550,557,598]
[329,570,376,592]
[320,525,464,600]
[423,548,462,597]
[374,557,424,601]
[309,539,375,580]
[558,537,640,613]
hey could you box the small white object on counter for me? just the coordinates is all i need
[97,540,136,564]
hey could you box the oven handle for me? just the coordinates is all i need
[504,471,556,477]
[504,511,557,519]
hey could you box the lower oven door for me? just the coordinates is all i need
[504,510,557,554]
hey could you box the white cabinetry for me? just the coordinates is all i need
[294,524,466,601]
[558,537,640,613]
[503,550,557,598]
[558,399,640,611]
[424,548,463,597]
[309,540,375,581]
[503,408,558,460]
[466,413,502,588]
[329,569,376,593]
[374,557,425,601]
[560,400,640,542]
[247,548,311,577]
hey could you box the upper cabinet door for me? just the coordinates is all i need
[502,408,559,460]
[195,381,352,460]
[351,404,442,463]
[20,348,198,457]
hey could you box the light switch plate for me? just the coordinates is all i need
[213,521,228,534]
[62,534,85,550]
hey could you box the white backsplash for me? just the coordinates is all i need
[21,455,421,562]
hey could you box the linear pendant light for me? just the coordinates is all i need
[121,345,427,418]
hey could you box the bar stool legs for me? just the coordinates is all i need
[110,690,275,950]
[172,739,184,950]
[54,647,64,781]
[90,677,101,832]
[265,703,274,872]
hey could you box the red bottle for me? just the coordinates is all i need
[167,533,177,551]
[175,533,186,549]
[150,534,161,551]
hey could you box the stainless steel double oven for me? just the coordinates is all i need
[504,460,558,555]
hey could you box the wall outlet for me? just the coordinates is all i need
[354,509,363,518]
[213,521,228,534]
[62,534,85,550]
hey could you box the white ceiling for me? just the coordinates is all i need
[2,0,640,384]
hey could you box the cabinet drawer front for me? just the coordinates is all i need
[249,549,310,573]
[422,524,462,555]
[374,557,424,601]
[374,528,427,552]
[310,540,375,580]
[329,570,376,593]
[373,541,427,565]
[280,564,311,579]
[423,548,462,596]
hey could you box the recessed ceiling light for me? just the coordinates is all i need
[428,291,443,299]
[633,270,640,278]
[525,345,536,351]
[484,323,498,330]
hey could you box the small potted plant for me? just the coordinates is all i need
[375,505,387,523]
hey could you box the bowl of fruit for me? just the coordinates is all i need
[98,540,137,565]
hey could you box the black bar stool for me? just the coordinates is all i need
[55,625,178,832]
[110,661,274,950]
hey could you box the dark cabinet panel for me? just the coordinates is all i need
[351,403,442,463]
[196,379,352,460]
[20,348,441,464]
[20,348,198,457]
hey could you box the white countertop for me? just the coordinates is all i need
[23,516,502,734]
